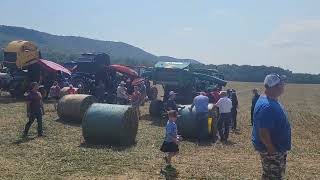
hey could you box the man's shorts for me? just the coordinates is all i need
[260,152,287,180]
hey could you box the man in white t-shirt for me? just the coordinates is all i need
[215,91,233,142]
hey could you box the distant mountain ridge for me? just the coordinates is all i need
[0,25,200,65]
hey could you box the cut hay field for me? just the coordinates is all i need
[0,82,320,179]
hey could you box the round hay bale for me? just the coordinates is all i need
[149,100,164,117]
[82,103,139,145]
[57,94,96,123]
[177,104,218,139]
[60,87,79,97]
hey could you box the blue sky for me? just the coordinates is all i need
[1,0,319,74]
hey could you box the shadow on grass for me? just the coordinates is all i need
[160,166,179,179]
[0,96,26,104]
[222,140,236,146]
[79,141,136,151]
[12,136,37,144]
[55,118,81,127]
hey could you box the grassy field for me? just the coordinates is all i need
[0,82,320,179]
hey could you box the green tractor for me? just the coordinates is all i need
[144,61,227,117]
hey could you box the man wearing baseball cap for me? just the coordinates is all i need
[252,74,291,179]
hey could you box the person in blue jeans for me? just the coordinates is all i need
[23,82,45,137]
[252,74,291,180]
[189,92,209,143]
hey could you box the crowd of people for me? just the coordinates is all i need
[161,74,291,179]
[21,73,291,179]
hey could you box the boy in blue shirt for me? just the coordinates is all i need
[252,74,291,179]
[160,110,181,168]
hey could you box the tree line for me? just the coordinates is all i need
[1,50,319,84]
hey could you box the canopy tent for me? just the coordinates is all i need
[110,64,138,78]
[37,59,71,75]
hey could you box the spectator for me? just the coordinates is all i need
[131,86,141,117]
[23,82,44,137]
[189,92,209,143]
[211,87,220,104]
[139,80,147,105]
[251,88,260,126]
[49,81,61,110]
[166,91,184,111]
[230,90,239,131]
[160,110,181,169]
[95,81,105,103]
[117,81,129,105]
[67,84,76,94]
[252,74,291,179]
[215,91,232,142]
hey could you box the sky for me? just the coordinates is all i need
[1,0,319,74]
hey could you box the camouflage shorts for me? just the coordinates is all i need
[260,152,287,180]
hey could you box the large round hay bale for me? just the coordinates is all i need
[149,100,164,117]
[57,94,96,123]
[177,104,218,139]
[59,87,79,97]
[82,103,139,145]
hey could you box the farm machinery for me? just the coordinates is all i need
[64,53,139,103]
[1,40,71,98]
[144,61,227,117]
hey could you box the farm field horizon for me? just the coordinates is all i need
[0,81,319,179]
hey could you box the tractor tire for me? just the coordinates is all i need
[8,81,25,98]
[149,86,158,101]
[149,100,164,117]
[72,77,89,94]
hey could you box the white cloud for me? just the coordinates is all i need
[183,27,193,32]
[262,19,320,74]
[265,19,320,48]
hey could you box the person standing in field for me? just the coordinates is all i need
[230,89,239,131]
[131,86,141,117]
[67,84,76,94]
[160,110,181,169]
[252,74,291,180]
[189,92,209,143]
[251,88,260,126]
[215,91,233,142]
[23,82,45,137]
[49,81,61,110]
[117,81,129,105]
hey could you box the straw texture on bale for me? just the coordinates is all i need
[177,104,218,138]
[57,94,96,123]
[82,103,139,145]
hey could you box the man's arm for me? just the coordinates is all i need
[259,128,276,154]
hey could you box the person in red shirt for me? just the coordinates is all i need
[67,84,76,94]
[211,88,220,104]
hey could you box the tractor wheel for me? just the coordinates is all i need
[9,81,25,98]
[72,77,88,93]
[149,100,164,117]
[149,86,158,101]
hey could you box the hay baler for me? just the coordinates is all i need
[2,40,71,98]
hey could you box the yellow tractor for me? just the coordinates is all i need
[2,40,70,98]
